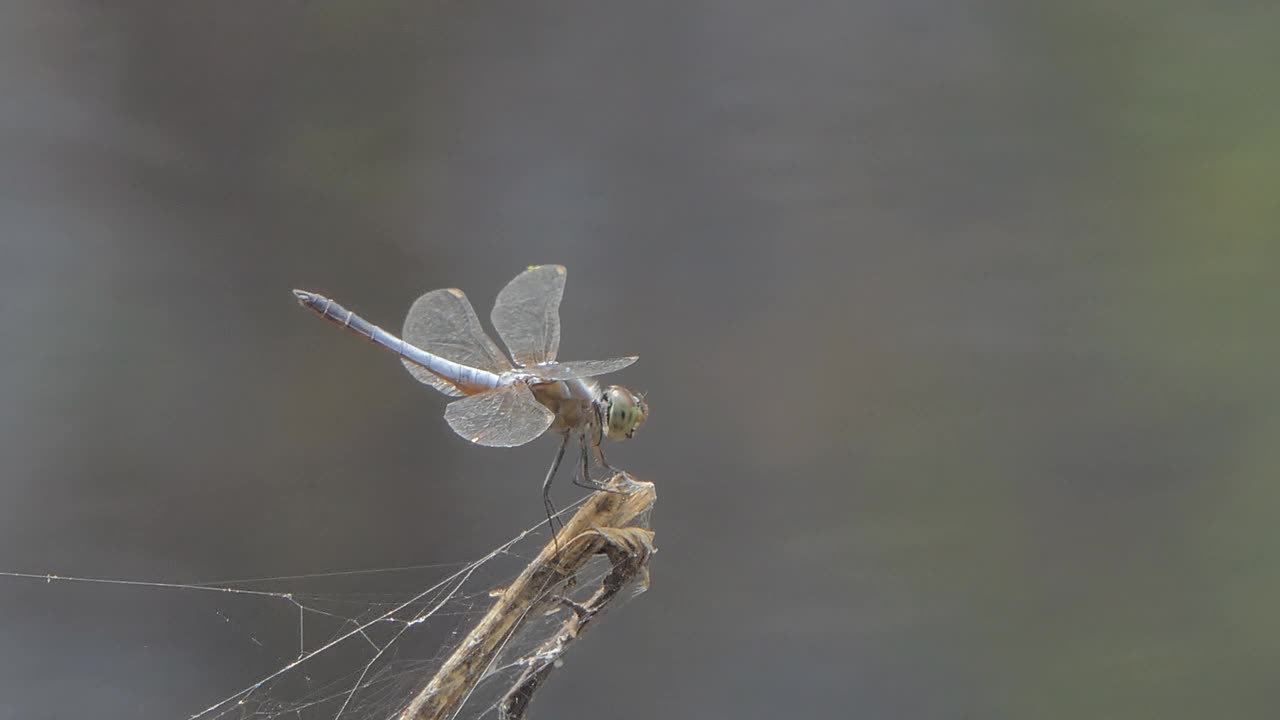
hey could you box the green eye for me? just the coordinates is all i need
[603,386,647,441]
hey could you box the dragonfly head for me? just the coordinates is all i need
[602,386,647,441]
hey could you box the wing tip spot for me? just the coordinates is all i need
[446,288,465,298]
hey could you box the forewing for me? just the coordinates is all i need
[443,384,555,447]
[522,357,638,381]
[402,288,513,395]
[491,264,565,367]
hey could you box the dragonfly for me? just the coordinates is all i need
[292,265,647,530]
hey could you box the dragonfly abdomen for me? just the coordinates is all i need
[293,290,383,343]
[293,290,502,393]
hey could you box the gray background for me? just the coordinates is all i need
[3,1,1279,718]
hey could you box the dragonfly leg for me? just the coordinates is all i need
[542,434,569,540]
[573,431,626,494]
[594,443,618,474]
[589,399,620,475]
[575,432,592,486]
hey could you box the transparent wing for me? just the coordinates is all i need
[521,357,639,381]
[402,288,513,396]
[443,384,555,447]
[491,264,566,367]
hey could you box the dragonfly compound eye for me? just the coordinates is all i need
[604,386,646,441]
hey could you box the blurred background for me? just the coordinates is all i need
[2,1,1278,718]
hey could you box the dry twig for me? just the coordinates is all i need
[399,474,657,720]
[498,524,654,719]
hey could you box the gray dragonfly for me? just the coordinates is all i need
[293,265,647,526]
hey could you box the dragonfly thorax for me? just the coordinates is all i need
[529,377,599,435]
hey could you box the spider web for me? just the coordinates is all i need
[1,496,648,720]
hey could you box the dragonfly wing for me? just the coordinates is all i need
[402,288,513,396]
[523,357,639,381]
[407,367,465,397]
[491,264,565,367]
[444,383,555,447]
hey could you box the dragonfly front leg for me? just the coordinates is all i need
[590,399,619,475]
[572,430,627,494]
[593,442,618,475]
